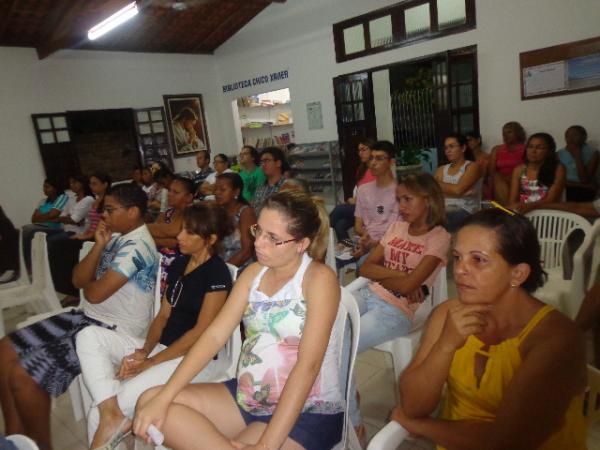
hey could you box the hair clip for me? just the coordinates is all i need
[490,201,516,216]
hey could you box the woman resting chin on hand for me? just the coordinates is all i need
[392,209,587,450]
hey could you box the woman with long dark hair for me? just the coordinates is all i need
[329,137,376,242]
[508,132,566,214]
[214,172,256,269]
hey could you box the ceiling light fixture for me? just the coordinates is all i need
[88,1,139,41]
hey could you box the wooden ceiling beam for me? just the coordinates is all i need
[195,2,270,52]
[36,0,133,60]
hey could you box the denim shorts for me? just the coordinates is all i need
[224,378,344,450]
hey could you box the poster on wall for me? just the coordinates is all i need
[523,61,567,97]
[307,101,324,130]
[163,94,210,157]
[520,36,600,100]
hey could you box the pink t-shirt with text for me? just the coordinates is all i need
[369,221,451,319]
[354,181,399,241]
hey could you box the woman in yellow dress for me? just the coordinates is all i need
[390,208,587,450]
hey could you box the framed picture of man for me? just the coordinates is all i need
[163,94,210,157]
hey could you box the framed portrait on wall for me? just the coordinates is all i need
[163,94,210,157]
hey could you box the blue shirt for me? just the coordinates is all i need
[36,194,69,228]
[557,144,598,182]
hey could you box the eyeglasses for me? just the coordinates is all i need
[103,206,128,214]
[260,158,274,165]
[250,223,297,246]
[368,155,390,162]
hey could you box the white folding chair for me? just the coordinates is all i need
[325,227,337,273]
[0,232,62,336]
[332,286,362,450]
[6,434,40,450]
[525,210,593,319]
[346,267,448,382]
[0,229,29,291]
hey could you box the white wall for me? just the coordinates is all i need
[214,0,600,152]
[0,47,220,226]
[2,0,600,226]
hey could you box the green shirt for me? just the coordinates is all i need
[239,166,267,203]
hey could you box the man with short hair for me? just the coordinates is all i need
[354,140,399,259]
[0,183,159,450]
[252,147,288,211]
[239,145,266,203]
[192,150,214,198]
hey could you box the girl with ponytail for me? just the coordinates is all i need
[134,190,345,450]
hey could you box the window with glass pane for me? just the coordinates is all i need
[37,117,52,130]
[41,131,55,144]
[343,24,366,54]
[437,0,466,29]
[369,15,393,48]
[405,3,431,37]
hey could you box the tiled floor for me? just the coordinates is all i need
[2,268,600,450]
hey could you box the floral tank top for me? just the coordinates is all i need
[235,253,344,416]
[519,167,549,203]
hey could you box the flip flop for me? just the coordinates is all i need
[92,418,132,450]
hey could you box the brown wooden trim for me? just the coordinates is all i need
[332,0,476,63]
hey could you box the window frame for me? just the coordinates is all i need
[333,0,476,63]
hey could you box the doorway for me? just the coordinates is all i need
[333,45,479,188]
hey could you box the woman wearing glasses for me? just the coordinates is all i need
[508,133,566,214]
[134,190,344,450]
[76,203,233,450]
[435,133,483,232]
[389,208,586,450]
[329,137,376,242]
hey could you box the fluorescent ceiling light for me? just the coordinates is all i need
[88,2,139,41]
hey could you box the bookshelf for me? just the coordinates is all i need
[289,141,343,208]
[236,89,294,149]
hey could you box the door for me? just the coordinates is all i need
[333,73,377,199]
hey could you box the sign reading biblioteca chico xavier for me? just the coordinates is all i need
[222,70,289,93]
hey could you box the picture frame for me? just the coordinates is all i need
[163,94,210,157]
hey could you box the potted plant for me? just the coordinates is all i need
[395,142,429,177]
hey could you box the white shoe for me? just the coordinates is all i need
[0,271,16,283]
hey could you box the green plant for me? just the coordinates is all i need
[396,142,430,166]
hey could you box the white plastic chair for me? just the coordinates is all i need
[6,434,40,450]
[325,227,337,273]
[346,266,448,382]
[0,229,29,291]
[368,363,600,450]
[333,286,362,450]
[525,210,593,319]
[210,263,242,381]
[0,232,62,336]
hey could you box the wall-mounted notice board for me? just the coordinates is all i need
[520,36,600,100]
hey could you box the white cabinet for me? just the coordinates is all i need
[289,141,343,208]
